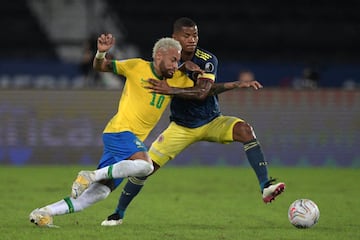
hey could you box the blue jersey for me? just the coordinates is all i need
[169,47,220,128]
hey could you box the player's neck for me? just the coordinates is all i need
[181,51,195,62]
[150,62,164,80]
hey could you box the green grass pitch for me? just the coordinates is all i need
[0,166,359,240]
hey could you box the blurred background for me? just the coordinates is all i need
[0,0,359,167]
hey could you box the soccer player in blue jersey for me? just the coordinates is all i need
[101,17,285,226]
[28,34,199,227]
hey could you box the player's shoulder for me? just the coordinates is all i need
[115,58,147,64]
[194,47,218,62]
[194,47,218,73]
[114,58,149,69]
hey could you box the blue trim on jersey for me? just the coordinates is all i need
[169,47,221,128]
[97,131,148,188]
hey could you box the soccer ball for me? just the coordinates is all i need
[288,199,320,228]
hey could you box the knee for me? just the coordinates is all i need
[233,122,256,142]
[144,161,154,176]
[136,160,154,177]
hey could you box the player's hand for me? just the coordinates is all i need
[234,80,263,90]
[97,33,115,52]
[179,61,204,75]
[144,78,173,94]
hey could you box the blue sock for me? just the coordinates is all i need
[115,176,147,219]
[244,139,269,190]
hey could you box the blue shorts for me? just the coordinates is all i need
[97,131,147,188]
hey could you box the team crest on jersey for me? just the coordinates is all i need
[157,134,164,143]
[204,62,214,72]
[134,139,144,149]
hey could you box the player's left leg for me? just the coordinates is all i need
[203,116,285,203]
[71,132,153,199]
[72,155,152,199]
[101,122,197,226]
[232,120,285,203]
[30,182,111,227]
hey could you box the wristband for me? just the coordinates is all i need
[95,50,106,59]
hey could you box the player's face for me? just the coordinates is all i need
[158,47,181,78]
[173,26,199,53]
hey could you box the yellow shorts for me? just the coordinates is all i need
[149,115,243,166]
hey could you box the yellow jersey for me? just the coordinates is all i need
[103,58,193,141]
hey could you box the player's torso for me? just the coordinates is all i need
[104,59,192,140]
[170,48,221,128]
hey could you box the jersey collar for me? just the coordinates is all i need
[150,62,163,80]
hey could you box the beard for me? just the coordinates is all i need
[159,61,174,78]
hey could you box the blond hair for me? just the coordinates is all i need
[152,37,182,59]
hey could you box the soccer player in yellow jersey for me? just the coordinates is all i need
[101,17,286,226]
[29,34,196,227]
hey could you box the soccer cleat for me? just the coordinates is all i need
[101,213,123,226]
[29,208,56,227]
[71,170,95,199]
[262,178,285,203]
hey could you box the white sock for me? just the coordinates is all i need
[41,183,111,215]
[71,183,110,211]
[40,200,68,216]
[93,159,154,181]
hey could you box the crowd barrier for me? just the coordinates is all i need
[0,89,358,167]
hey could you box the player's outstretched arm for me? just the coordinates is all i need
[93,33,116,72]
[210,80,263,95]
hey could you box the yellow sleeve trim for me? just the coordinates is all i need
[197,73,215,82]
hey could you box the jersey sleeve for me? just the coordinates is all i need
[112,58,143,76]
[194,48,218,83]
[197,72,215,82]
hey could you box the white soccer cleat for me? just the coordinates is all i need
[101,213,123,226]
[71,170,95,199]
[29,208,55,227]
[262,180,285,203]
